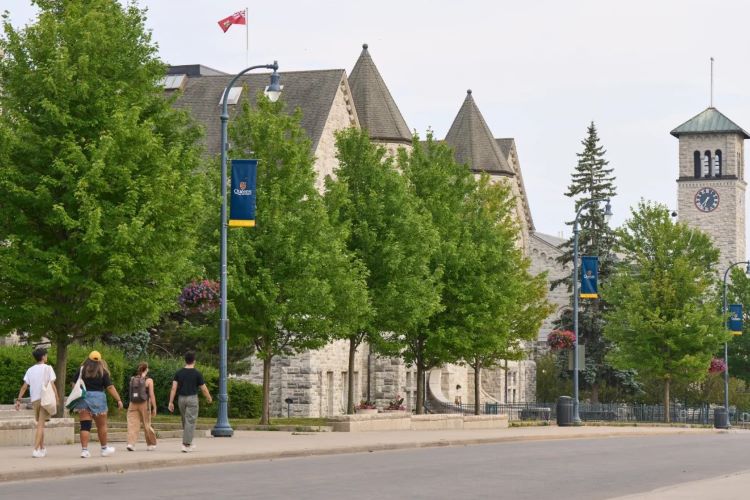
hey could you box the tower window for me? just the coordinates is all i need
[714,150,722,177]
[693,151,701,178]
[703,151,712,178]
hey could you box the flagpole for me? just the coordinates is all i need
[245,7,249,67]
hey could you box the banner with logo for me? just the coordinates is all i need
[729,304,743,334]
[229,159,257,228]
[580,256,599,299]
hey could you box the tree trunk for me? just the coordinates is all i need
[474,360,481,416]
[416,363,425,415]
[347,338,357,414]
[663,378,671,423]
[260,356,272,425]
[591,382,600,404]
[54,336,69,418]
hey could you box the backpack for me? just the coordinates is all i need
[129,376,148,403]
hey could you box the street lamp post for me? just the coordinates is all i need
[721,260,750,426]
[212,62,282,438]
[572,198,612,425]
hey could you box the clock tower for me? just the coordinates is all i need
[673,107,748,271]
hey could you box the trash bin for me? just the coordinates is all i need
[557,396,574,427]
[714,407,729,429]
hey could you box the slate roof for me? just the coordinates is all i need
[171,69,346,157]
[348,44,412,144]
[670,107,750,138]
[168,64,227,77]
[444,90,514,176]
[532,232,566,249]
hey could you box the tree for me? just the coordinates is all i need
[726,268,750,384]
[326,128,441,413]
[553,122,618,402]
[0,0,207,409]
[226,96,367,424]
[453,175,552,414]
[603,201,728,422]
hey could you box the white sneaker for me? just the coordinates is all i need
[40,448,47,457]
[101,446,116,457]
[181,444,193,453]
[146,445,156,451]
[32,448,43,458]
[126,444,135,451]
[80,449,90,458]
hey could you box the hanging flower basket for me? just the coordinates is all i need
[179,280,220,314]
[547,330,576,350]
[708,357,727,374]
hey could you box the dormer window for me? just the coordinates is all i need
[220,87,243,105]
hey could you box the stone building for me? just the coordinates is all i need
[169,44,570,417]
[672,107,748,271]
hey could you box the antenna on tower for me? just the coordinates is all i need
[710,57,714,107]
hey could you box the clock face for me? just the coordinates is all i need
[695,187,720,212]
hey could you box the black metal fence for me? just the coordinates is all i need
[427,400,750,425]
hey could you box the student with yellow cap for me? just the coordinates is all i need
[71,351,124,458]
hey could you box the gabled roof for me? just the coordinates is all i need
[444,90,514,176]
[497,138,535,231]
[168,64,227,77]
[670,107,750,138]
[348,44,412,144]
[171,69,346,157]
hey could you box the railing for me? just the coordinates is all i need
[426,400,750,424]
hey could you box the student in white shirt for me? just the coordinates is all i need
[15,347,59,458]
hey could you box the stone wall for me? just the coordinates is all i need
[529,233,569,342]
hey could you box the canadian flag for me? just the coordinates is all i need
[218,10,247,33]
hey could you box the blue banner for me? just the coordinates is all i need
[229,159,257,228]
[580,256,599,299]
[729,304,743,334]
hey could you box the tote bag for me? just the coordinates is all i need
[65,368,87,410]
[40,365,57,415]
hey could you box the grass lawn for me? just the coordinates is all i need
[108,413,327,427]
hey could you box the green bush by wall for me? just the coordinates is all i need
[0,345,38,403]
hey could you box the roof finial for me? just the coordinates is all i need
[710,57,714,108]
[362,43,368,50]
[467,89,472,95]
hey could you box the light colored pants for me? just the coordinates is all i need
[178,395,199,445]
[127,401,156,446]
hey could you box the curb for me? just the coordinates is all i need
[0,428,725,484]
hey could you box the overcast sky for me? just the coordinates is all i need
[6,1,750,239]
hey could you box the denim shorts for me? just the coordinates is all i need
[74,390,108,416]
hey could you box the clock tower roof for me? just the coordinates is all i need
[671,107,750,139]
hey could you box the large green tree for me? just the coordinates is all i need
[553,121,618,402]
[453,175,551,414]
[0,0,207,406]
[226,97,368,424]
[603,202,727,422]
[326,128,441,413]
[726,268,750,384]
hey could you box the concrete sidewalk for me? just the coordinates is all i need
[614,469,750,499]
[0,425,736,484]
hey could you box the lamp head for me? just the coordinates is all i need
[603,201,613,224]
[745,261,750,275]
[264,64,282,103]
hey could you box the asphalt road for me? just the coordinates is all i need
[2,434,750,499]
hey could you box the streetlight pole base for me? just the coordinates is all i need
[211,425,234,437]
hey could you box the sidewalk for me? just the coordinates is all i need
[0,425,737,483]
[613,469,750,499]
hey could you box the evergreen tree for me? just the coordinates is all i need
[0,0,208,406]
[603,202,727,422]
[553,122,618,401]
[326,128,441,414]
[226,97,368,424]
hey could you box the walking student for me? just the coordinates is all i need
[126,362,157,452]
[168,351,212,452]
[15,347,59,458]
[72,351,123,458]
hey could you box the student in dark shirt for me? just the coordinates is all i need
[72,351,123,458]
[168,351,212,452]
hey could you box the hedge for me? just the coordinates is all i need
[0,345,36,403]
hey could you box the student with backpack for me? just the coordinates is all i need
[15,347,59,458]
[126,362,157,451]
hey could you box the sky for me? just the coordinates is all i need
[5,0,750,238]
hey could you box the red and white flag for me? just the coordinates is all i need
[217,10,247,33]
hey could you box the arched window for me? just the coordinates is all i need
[694,151,701,178]
[714,150,722,177]
[703,151,712,177]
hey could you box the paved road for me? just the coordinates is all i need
[2,434,750,499]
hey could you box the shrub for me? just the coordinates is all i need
[0,345,38,403]
[547,330,576,350]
